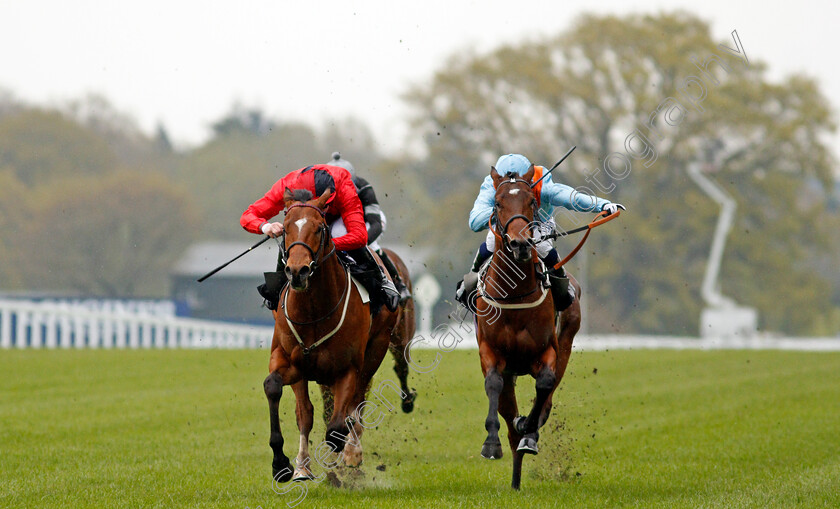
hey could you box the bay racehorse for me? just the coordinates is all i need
[474,165,582,489]
[264,188,415,483]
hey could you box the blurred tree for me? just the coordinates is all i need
[65,93,174,170]
[19,172,200,297]
[0,170,29,290]
[0,108,117,187]
[404,12,839,334]
[211,103,274,137]
[176,118,324,239]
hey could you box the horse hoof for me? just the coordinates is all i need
[343,447,363,467]
[401,389,417,413]
[517,436,539,455]
[513,415,527,435]
[324,431,346,454]
[292,467,315,482]
[481,439,504,459]
[272,458,293,483]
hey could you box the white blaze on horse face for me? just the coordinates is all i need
[508,189,521,195]
[294,218,307,230]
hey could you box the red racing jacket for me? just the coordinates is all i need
[240,164,368,251]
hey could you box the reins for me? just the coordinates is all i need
[548,209,621,269]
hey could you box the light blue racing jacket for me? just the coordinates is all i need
[468,169,612,232]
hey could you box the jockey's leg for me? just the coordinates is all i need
[375,247,412,303]
[539,247,574,312]
[347,247,400,313]
[257,250,288,311]
[455,233,495,307]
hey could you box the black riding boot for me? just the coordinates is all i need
[376,249,411,303]
[455,243,492,308]
[546,265,574,312]
[258,271,287,311]
[256,253,288,311]
[347,247,400,313]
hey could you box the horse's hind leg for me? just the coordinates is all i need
[291,380,316,480]
[389,340,416,413]
[498,373,525,490]
[537,276,582,428]
[324,370,358,454]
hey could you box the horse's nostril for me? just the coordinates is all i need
[299,266,311,278]
[284,266,293,278]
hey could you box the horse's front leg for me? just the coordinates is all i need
[479,343,505,460]
[264,346,302,483]
[516,347,557,455]
[291,380,316,480]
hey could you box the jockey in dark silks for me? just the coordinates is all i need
[326,152,412,303]
[241,163,401,313]
[455,153,625,313]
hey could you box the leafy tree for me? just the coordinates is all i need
[0,171,29,289]
[175,119,324,239]
[0,108,117,187]
[19,172,199,297]
[403,12,839,335]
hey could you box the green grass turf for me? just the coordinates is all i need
[1,348,839,508]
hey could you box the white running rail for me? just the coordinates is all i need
[0,299,273,349]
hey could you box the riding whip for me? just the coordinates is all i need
[196,235,271,282]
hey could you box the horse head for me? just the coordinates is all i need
[490,164,538,263]
[282,188,333,291]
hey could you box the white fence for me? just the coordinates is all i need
[0,299,273,349]
[3,299,839,351]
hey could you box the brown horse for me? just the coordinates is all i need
[474,165,582,490]
[264,188,415,483]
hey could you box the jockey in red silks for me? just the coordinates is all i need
[324,152,412,303]
[241,164,400,313]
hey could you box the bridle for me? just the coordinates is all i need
[281,203,336,275]
[490,176,539,252]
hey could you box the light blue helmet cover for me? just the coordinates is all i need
[493,154,532,177]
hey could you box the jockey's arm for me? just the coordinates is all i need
[240,178,286,234]
[332,176,369,251]
[468,176,496,232]
[541,174,612,213]
[355,177,384,243]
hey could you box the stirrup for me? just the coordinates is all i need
[395,279,412,303]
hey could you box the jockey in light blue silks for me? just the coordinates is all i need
[455,153,625,312]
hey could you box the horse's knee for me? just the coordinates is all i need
[264,372,284,399]
[485,370,503,394]
[536,369,556,392]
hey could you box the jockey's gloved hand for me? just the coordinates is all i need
[261,222,285,238]
[601,203,626,216]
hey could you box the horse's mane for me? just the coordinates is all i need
[288,189,313,202]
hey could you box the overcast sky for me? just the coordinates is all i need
[1,0,838,158]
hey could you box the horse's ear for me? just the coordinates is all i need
[313,188,332,210]
[523,164,535,183]
[283,188,295,207]
[490,167,503,189]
